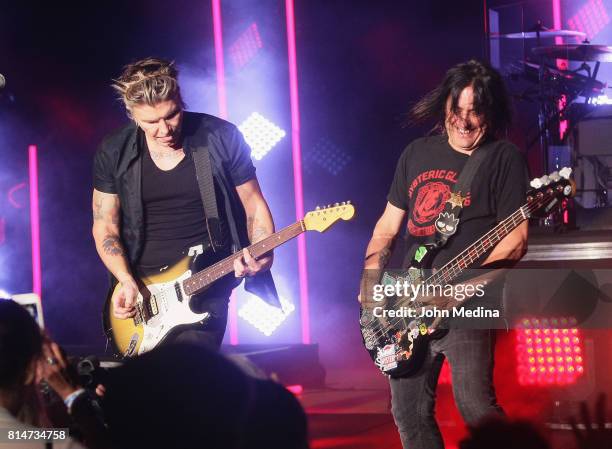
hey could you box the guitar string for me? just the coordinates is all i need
[364,204,530,343]
[365,188,560,343]
[138,221,304,323]
[364,208,523,344]
[182,221,305,295]
[363,189,559,343]
[363,209,527,343]
[365,198,540,341]
[145,207,349,321]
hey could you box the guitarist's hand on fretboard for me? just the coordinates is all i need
[233,248,272,278]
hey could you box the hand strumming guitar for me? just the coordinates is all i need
[112,275,138,319]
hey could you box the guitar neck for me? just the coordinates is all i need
[183,220,305,296]
[426,204,529,287]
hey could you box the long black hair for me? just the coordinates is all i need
[409,60,512,137]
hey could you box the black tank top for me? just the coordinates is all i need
[138,140,227,270]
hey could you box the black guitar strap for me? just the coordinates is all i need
[407,142,493,268]
[192,145,223,252]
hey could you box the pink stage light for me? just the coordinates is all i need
[28,145,42,300]
[211,0,238,344]
[211,0,228,120]
[285,0,310,345]
[286,384,303,395]
[567,0,610,40]
[8,182,26,209]
[552,1,569,140]
[516,318,585,386]
[229,23,263,69]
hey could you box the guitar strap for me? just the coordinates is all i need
[192,145,223,252]
[407,141,493,269]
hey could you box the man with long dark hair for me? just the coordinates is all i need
[361,60,529,448]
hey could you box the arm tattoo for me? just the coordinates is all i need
[378,247,391,267]
[247,216,270,243]
[93,196,120,224]
[93,198,104,221]
[111,210,120,225]
[246,216,254,240]
[252,227,268,242]
[365,241,394,268]
[102,235,125,257]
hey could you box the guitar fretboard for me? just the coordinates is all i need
[421,183,567,292]
[426,206,527,287]
[182,221,304,296]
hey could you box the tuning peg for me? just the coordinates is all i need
[530,178,543,189]
[549,171,560,182]
[559,167,572,179]
[540,175,551,186]
[334,202,339,206]
[341,201,346,205]
[347,200,351,204]
[315,205,320,210]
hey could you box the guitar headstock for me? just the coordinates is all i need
[304,202,356,232]
[528,167,575,202]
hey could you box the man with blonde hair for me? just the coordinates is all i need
[92,57,278,349]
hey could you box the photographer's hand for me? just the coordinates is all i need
[36,336,80,401]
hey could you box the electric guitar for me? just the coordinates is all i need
[360,168,575,378]
[104,202,355,357]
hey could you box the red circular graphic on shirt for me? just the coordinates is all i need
[413,182,450,224]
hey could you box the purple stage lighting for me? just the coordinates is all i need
[305,137,352,176]
[229,23,263,69]
[567,0,610,39]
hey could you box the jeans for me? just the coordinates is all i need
[164,277,234,350]
[389,329,503,449]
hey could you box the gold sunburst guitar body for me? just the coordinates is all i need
[103,202,356,358]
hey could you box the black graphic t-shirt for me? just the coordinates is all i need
[387,134,529,269]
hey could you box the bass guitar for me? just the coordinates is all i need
[104,202,355,357]
[360,168,574,378]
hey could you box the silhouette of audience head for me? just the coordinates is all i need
[0,299,42,392]
[103,342,308,449]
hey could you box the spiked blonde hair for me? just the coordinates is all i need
[112,57,185,117]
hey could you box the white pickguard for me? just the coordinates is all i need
[136,269,209,355]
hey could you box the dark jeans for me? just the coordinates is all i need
[164,278,234,350]
[389,329,503,449]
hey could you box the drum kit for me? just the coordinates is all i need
[492,22,612,221]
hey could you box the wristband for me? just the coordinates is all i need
[63,388,86,413]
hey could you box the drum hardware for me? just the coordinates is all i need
[491,20,612,227]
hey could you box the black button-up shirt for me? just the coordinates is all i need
[93,111,279,306]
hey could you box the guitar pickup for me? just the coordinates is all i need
[133,305,144,325]
[175,282,184,302]
[150,296,158,315]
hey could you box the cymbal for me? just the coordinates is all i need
[491,30,586,39]
[532,44,612,62]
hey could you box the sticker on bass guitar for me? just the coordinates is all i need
[376,344,398,372]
